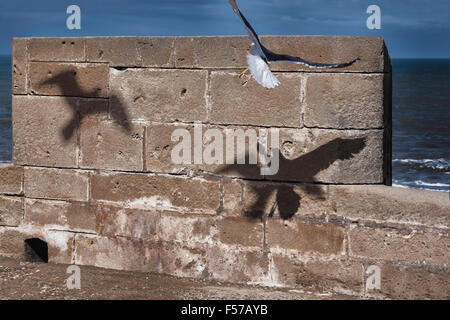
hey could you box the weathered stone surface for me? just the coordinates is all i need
[158,242,210,279]
[96,205,160,240]
[80,119,144,171]
[12,96,78,167]
[86,37,175,67]
[74,234,159,272]
[242,181,330,219]
[0,196,23,227]
[267,219,345,255]
[29,62,108,97]
[329,185,450,228]
[137,37,175,67]
[145,123,262,179]
[259,36,389,73]
[24,167,89,201]
[174,36,388,73]
[91,172,220,213]
[368,262,450,299]
[95,205,261,247]
[96,206,218,244]
[24,199,97,233]
[145,123,188,174]
[206,246,270,284]
[157,211,218,245]
[175,36,249,68]
[78,97,109,120]
[218,216,264,247]
[267,128,383,183]
[86,37,140,66]
[12,38,28,94]
[139,125,382,184]
[222,179,243,212]
[28,38,86,62]
[0,227,74,264]
[349,226,450,266]
[0,164,23,195]
[75,234,271,284]
[110,68,207,122]
[210,71,302,127]
[304,74,384,129]
[271,254,363,294]
[0,228,24,259]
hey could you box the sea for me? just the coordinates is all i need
[0,56,448,191]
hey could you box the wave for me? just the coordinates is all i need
[392,158,449,172]
[393,179,449,192]
[413,180,449,188]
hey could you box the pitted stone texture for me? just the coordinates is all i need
[268,128,384,183]
[145,124,383,183]
[218,216,264,247]
[272,254,363,294]
[96,206,220,245]
[74,234,159,272]
[329,185,450,228]
[145,123,262,179]
[24,167,89,201]
[29,62,108,97]
[0,164,23,195]
[24,199,97,233]
[304,74,384,129]
[12,96,78,167]
[267,219,345,255]
[372,262,450,299]
[0,196,23,227]
[28,38,86,62]
[242,181,330,218]
[12,38,28,94]
[0,227,74,264]
[91,172,220,213]
[175,36,249,68]
[110,68,207,122]
[349,226,450,266]
[259,36,388,73]
[210,71,302,127]
[86,37,175,67]
[80,119,144,171]
[174,36,388,73]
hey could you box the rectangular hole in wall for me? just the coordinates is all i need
[24,238,48,263]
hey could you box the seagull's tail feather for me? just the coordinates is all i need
[246,53,280,89]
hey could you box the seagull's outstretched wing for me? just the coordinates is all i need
[264,48,360,68]
[228,0,265,57]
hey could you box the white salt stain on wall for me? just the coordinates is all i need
[124,196,173,210]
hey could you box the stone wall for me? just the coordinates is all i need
[1,36,448,299]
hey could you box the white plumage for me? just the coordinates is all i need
[246,53,280,89]
[228,0,359,89]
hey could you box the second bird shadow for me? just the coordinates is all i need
[218,137,367,220]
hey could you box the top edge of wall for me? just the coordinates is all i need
[12,35,391,73]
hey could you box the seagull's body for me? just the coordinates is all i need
[228,0,360,88]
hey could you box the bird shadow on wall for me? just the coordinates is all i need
[38,70,131,141]
[218,137,367,220]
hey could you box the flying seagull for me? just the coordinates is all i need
[228,0,360,88]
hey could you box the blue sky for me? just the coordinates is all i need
[0,0,449,58]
